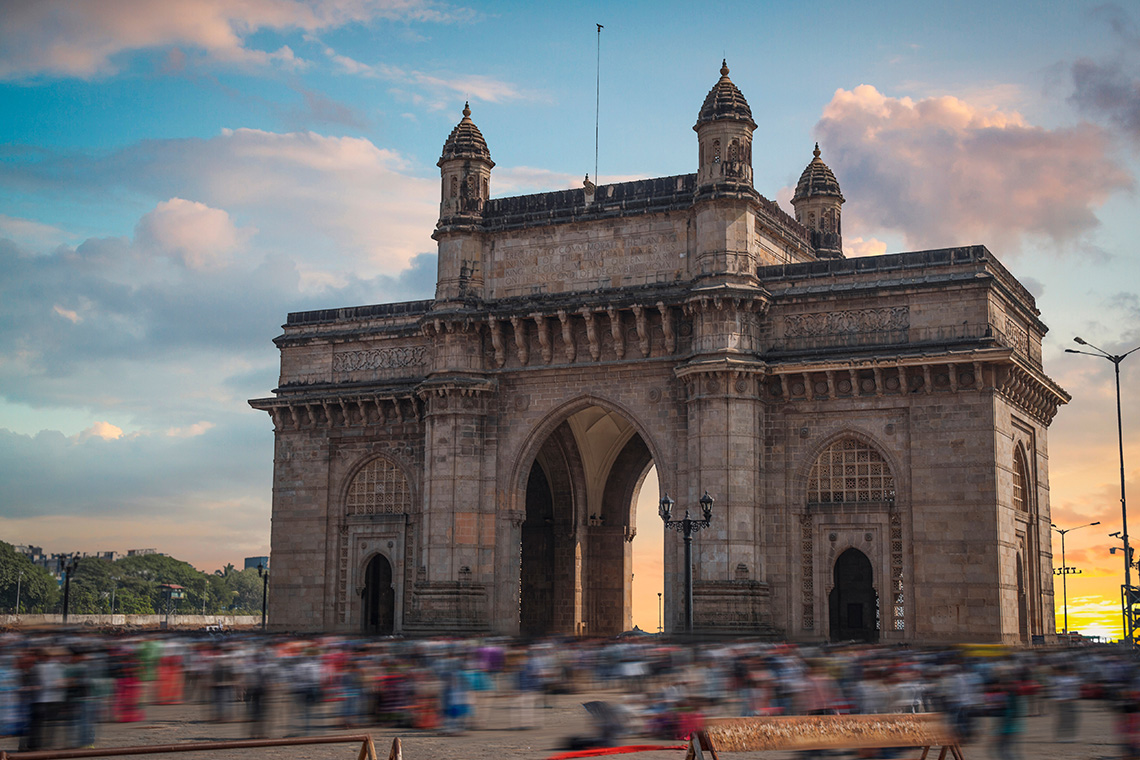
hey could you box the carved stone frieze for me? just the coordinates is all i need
[333,345,428,373]
[783,307,909,339]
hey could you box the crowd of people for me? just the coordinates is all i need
[2,631,1139,757]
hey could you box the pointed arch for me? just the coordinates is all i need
[805,436,897,505]
[1012,443,1032,514]
[507,394,670,510]
[343,455,415,516]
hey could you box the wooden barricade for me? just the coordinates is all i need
[686,714,964,760]
[0,734,381,760]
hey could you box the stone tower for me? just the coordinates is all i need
[693,60,756,193]
[791,143,845,258]
[434,102,493,303]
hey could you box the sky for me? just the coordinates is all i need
[1,0,1138,638]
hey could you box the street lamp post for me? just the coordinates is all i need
[15,569,23,615]
[61,556,79,624]
[1066,336,1140,643]
[1051,521,1100,636]
[659,491,714,634]
[258,563,270,632]
[657,592,662,634]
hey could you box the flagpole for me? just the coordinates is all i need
[595,23,603,184]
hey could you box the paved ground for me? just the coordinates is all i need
[5,689,1130,760]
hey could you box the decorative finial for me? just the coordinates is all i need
[583,173,595,192]
[813,142,821,159]
[462,101,471,118]
[720,59,729,77]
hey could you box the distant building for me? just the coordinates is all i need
[126,548,157,557]
[252,63,1068,643]
[244,556,270,571]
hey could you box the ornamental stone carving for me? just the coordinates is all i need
[333,345,428,373]
[784,307,909,338]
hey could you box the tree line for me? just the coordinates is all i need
[1,541,265,615]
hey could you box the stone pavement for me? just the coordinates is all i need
[14,689,1128,760]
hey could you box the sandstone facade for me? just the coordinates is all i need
[251,65,1068,643]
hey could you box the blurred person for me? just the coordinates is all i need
[209,645,235,723]
[1051,661,1081,742]
[27,647,64,750]
[155,640,184,705]
[64,649,96,748]
[338,656,364,729]
[1117,684,1140,760]
[991,671,1026,760]
[0,651,22,738]
[291,647,323,735]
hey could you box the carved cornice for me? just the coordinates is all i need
[481,300,681,368]
[994,360,1069,426]
[251,392,423,431]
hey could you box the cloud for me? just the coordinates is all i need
[322,47,528,109]
[166,421,216,438]
[78,421,124,441]
[843,237,887,258]
[0,214,71,250]
[135,198,253,270]
[0,128,440,279]
[0,0,472,80]
[1068,4,1140,146]
[813,85,1133,253]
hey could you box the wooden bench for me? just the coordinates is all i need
[686,714,964,759]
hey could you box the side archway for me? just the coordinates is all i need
[796,432,903,639]
[362,552,395,635]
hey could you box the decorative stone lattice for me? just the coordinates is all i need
[891,512,905,631]
[807,438,895,503]
[346,457,413,515]
[801,514,814,629]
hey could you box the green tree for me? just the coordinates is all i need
[0,542,60,613]
[222,568,264,613]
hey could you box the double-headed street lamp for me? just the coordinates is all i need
[659,491,714,634]
[1066,336,1139,644]
[1052,521,1100,636]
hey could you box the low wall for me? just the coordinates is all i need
[0,614,262,629]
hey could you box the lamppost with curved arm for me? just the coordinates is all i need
[659,491,714,634]
[1066,336,1139,644]
[258,562,270,631]
[1051,520,1100,636]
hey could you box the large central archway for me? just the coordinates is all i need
[519,405,657,637]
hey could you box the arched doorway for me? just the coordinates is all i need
[362,554,395,635]
[519,405,657,637]
[829,548,878,643]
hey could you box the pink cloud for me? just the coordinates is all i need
[0,0,470,80]
[814,85,1133,254]
[134,198,253,270]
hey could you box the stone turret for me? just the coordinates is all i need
[434,103,492,303]
[693,61,755,192]
[438,102,494,223]
[791,143,845,259]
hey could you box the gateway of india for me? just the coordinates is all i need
[251,63,1069,643]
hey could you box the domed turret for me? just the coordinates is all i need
[693,61,755,191]
[695,60,756,128]
[791,143,845,258]
[438,102,494,222]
